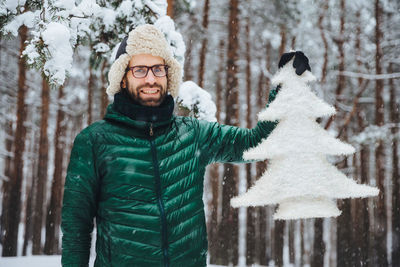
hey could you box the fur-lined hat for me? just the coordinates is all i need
[106,24,182,98]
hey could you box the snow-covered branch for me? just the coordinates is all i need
[351,123,400,145]
[2,0,184,88]
[177,81,217,122]
[336,71,400,80]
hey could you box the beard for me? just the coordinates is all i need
[126,82,167,107]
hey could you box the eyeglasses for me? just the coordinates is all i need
[126,64,168,78]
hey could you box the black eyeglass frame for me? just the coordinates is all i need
[125,64,169,78]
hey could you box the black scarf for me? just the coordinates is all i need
[113,90,174,123]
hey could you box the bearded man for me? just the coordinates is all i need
[61,24,278,267]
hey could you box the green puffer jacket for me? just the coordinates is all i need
[61,90,278,267]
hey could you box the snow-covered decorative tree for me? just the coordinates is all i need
[230,51,379,220]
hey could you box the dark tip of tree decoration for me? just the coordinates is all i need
[278,50,311,75]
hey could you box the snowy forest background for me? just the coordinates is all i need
[0,0,399,266]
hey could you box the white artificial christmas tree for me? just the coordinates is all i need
[231,52,379,220]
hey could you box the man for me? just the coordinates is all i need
[61,24,278,267]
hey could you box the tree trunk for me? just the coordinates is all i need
[244,15,256,266]
[217,0,240,264]
[273,29,286,267]
[87,65,94,125]
[44,86,66,254]
[324,0,346,130]
[22,176,33,256]
[198,0,209,88]
[183,15,196,82]
[318,0,329,84]
[100,61,108,118]
[255,68,266,264]
[245,125,255,260]
[2,24,28,257]
[311,219,325,267]
[301,220,305,266]
[23,129,38,255]
[337,134,353,266]
[257,206,269,265]
[389,62,400,266]
[278,25,286,56]
[359,150,371,267]
[274,220,284,267]
[0,112,14,248]
[167,0,174,18]
[336,0,346,106]
[215,40,224,121]
[32,77,50,254]
[208,40,224,265]
[333,2,353,265]
[288,221,295,264]
[353,13,371,266]
[256,42,271,266]
[290,36,296,50]
[374,0,388,265]
[312,4,329,264]
[337,199,353,267]
[354,108,371,266]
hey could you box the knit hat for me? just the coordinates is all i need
[106,24,182,98]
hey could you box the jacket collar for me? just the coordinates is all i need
[113,90,174,122]
[104,90,175,135]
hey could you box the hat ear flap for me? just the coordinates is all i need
[278,52,295,68]
[106,54,131,96]
[293,51,311,75]
[165,57,182,98]
[115,36,129,60]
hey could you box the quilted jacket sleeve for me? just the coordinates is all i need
[61,130,99,267]
[198,88,278,165]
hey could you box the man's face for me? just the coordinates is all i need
[122,54,168,107]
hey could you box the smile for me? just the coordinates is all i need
[141,89,160,94]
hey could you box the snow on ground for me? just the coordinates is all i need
[0,255,78,267]
[0,256,284,267]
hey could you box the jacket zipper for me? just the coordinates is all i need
[149,123,169,267]
[149,122,154,136]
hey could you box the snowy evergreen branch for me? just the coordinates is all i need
[2,0,185,88]
[177,81,217,122]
